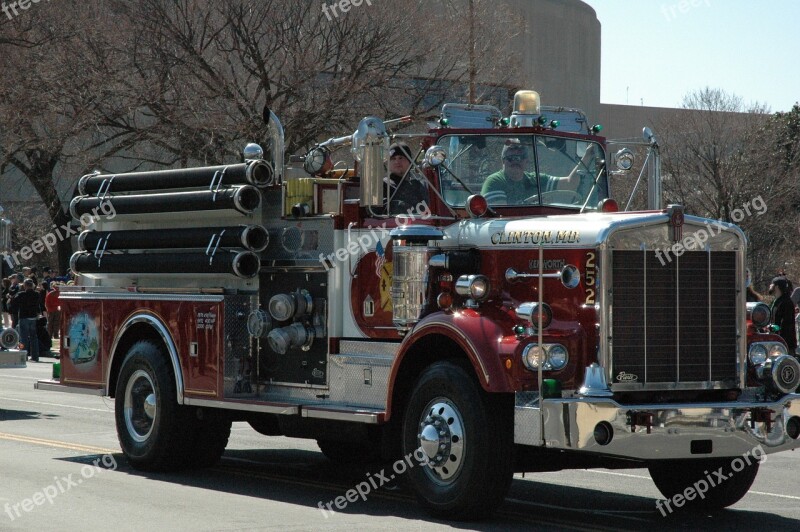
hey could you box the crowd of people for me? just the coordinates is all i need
[1,266,73,362]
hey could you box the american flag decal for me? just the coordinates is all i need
[375,240,386,278]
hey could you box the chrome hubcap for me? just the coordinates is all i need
[124,369,157,443]
[417,399,465,483]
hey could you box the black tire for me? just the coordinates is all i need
[317,439,381,464]
[115,340,193,471]
[187,410,231,467]
[402,360,513,521]
[649,457,760,512]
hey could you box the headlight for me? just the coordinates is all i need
[455,274,491,302]
[769,343,788,357]
[521,343,569,371]
[748,343,768,366]
[548,344,568,370]
[747,302,771,328]
[522,344,545,370]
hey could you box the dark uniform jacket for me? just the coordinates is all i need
[10,290,43,321]
[772,294,797,351]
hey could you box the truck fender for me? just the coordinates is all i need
[385,310,515,421]
[106,312,185,403]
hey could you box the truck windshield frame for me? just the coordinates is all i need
[436,134,608,210]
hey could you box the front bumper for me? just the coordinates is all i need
[515,392,800,460]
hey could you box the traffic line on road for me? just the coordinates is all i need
[748,490,800,501]
[0,396,112,413]
[585,468,800,501]
[0,432,117,454]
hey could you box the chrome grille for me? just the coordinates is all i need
[611,250,737,386]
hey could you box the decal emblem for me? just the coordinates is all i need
[616,371,638,382]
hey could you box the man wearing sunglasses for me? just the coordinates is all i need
[481,139,587,205]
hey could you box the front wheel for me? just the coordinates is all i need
[115,341,193,471]
[402,360,513,521]
[649,456,760,512]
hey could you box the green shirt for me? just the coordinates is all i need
[481,170,553,205]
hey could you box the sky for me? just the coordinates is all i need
[581,0,799,112]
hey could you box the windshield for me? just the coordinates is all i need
[438,134,608,210]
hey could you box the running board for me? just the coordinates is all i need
[301,405,385,424]
[35,379,105,395]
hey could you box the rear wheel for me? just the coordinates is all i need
[402,360,513,521]
[115,341,193,471]
[649,457,760,512]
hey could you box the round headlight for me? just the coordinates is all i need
[748,302,771,328]
[769,343,788,358]
[749,343,768,366]
[469,275,489,300]
[548,344,568,370]
[522,344,545,370]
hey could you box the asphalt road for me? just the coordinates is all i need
[1,361,799,531]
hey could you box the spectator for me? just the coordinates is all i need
[1,277,10,328]
[42,267,53,292]
[9,279,43,361]
[769,276,797,354]
[792,287,800,351]
[7,274,23,326]
[746,269,763,302]
[45,283,61,339]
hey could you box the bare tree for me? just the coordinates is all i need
[0,0,137,269]
[657,88,800,290]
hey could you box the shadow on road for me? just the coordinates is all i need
[50,447,800,531]
[0,408,58,422]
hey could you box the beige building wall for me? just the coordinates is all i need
[490,0,602,121]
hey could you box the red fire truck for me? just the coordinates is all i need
[37,91,800,519]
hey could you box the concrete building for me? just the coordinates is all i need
[490,0,685,139]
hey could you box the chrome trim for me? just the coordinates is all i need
[35,380,105,396]
[59,292,224,302]
[577,363,613,397]
[184,397,299,415]
[106,314,184,403]
[515,392,800,458]
[339,340,400,357]
[301,407,382,424]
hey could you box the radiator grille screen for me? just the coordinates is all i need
[611,250,737,384]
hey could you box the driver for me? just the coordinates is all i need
[481,139,590,205]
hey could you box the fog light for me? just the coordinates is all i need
[787,416,800,440]
[594,421,613,446]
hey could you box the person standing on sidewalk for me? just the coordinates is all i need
[9,279,43,361]
[45,282,61,340]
